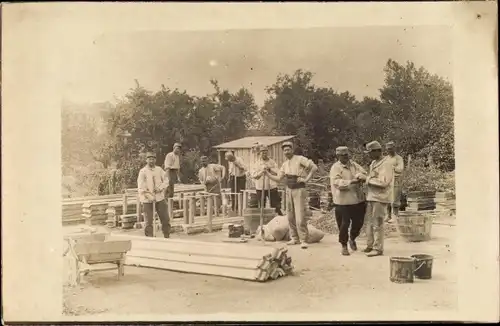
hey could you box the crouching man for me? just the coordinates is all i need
[137,152,171,238]
[358,141,394,257]
[265,141,318,249]
[330,146,367,256]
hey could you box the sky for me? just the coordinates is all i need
[62,26,452,106]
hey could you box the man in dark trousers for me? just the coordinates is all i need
[252,145,284,216]
[137,152,171,238]
[330,146,368,256]
[163,142,182,199]
[225,151,247,212]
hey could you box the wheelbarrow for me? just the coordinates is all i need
[63,229,132,286]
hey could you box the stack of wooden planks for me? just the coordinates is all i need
[106,201,138,228]
[82,202,110,225]
[405,191,436,211]
[62,202,85,225]
[434,192,456,213]
[109,234,294,282]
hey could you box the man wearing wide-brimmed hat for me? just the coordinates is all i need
[330,146,367,256]
[265,141,318,249]
[252,145,284,216]
[137,151,171,238]
[384,141,404,223]
[163,142,182,199]
[358,141,394,257]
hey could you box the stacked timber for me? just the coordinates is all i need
[434,192,456,214]
[82,202,109,225]
[181,216,244,235]
[62,202,85,225]
[106,201,138,228]
[405,191,436,211]
[109,234,294,282]
[120,214,137,229]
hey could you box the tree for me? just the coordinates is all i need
[261,69,358,161]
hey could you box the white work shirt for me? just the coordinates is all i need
[198,164,224,185]
[137,165,169,203]
[164,152,180,170]
[280,155,315,177]
[330,160,366,205]
[228,156,247,177]
[386,154,404,177]
[252,158,279,190]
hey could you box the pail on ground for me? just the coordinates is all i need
[389,256,415,284]
[411,254,434,279]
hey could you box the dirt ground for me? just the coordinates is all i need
[63,215,457,317]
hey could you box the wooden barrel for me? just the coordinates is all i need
[390,256,415,283]
[396,211,433,242]
[247,192,259,208]
[243,208,276,234]
[411,254,434,279]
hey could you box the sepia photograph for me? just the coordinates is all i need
[2,2,498,323]
[60,25,458,316]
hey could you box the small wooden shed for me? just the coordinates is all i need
[213,136,296,188]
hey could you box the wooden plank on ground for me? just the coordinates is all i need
[125,256,263,281]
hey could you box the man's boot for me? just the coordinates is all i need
[341,245,350,256]
[349,239,358,251]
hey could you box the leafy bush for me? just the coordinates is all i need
[403,158,455,194]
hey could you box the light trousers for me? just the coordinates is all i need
[365,201,388,252]
[286,187,309,242]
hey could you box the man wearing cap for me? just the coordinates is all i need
[358,141,394,257]
[265,141,318,249]
[330,146,368,256]
[385,141,405,223]
[198,156,226,210]
[225,151,248,212]
[164,143,182,199]
[137,152,171,238]
[252,145,284,216]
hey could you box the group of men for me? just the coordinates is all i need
[330,140,404,257]
[136,139,404,257]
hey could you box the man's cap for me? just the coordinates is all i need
[200,155,208,160]
[364,141,382,153]
[335,146,349,155]
[146,152,156,158]
[259,145,269,152]
[385,141,395,148]
[173,142,182,149]
[281,141,294,149]
[225,152,234,157]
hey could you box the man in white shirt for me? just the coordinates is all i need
[265,141,318,249]
[225,151,247,212]
[137,152,170,238]
[358,141,394,257]
[384,141,405,222]
[252,145,284,216]
[330,146,367,256]
[198,155,226,211]
[164,142,182,199]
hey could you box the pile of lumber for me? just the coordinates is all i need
[405,191,436,211]
[105,201,138,228]
[109,234,294,282]
[62,203,85,225]
[434,192,456,213]
[82,202,109,225]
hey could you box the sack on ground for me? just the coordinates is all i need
[307,224,325,243]
[264,215,290,241]
[255,225,276,241]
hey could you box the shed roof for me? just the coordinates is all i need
[213,136,296,149]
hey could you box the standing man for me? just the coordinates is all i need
[137,152,171,238]
[330,146,367,256]
[385,141,405,223]
[225,151,247,212]
[164,142,182,199]
[265,141,318,249]
[252,145,284,216]
[198,156,226,211]
[358,141,394,257]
